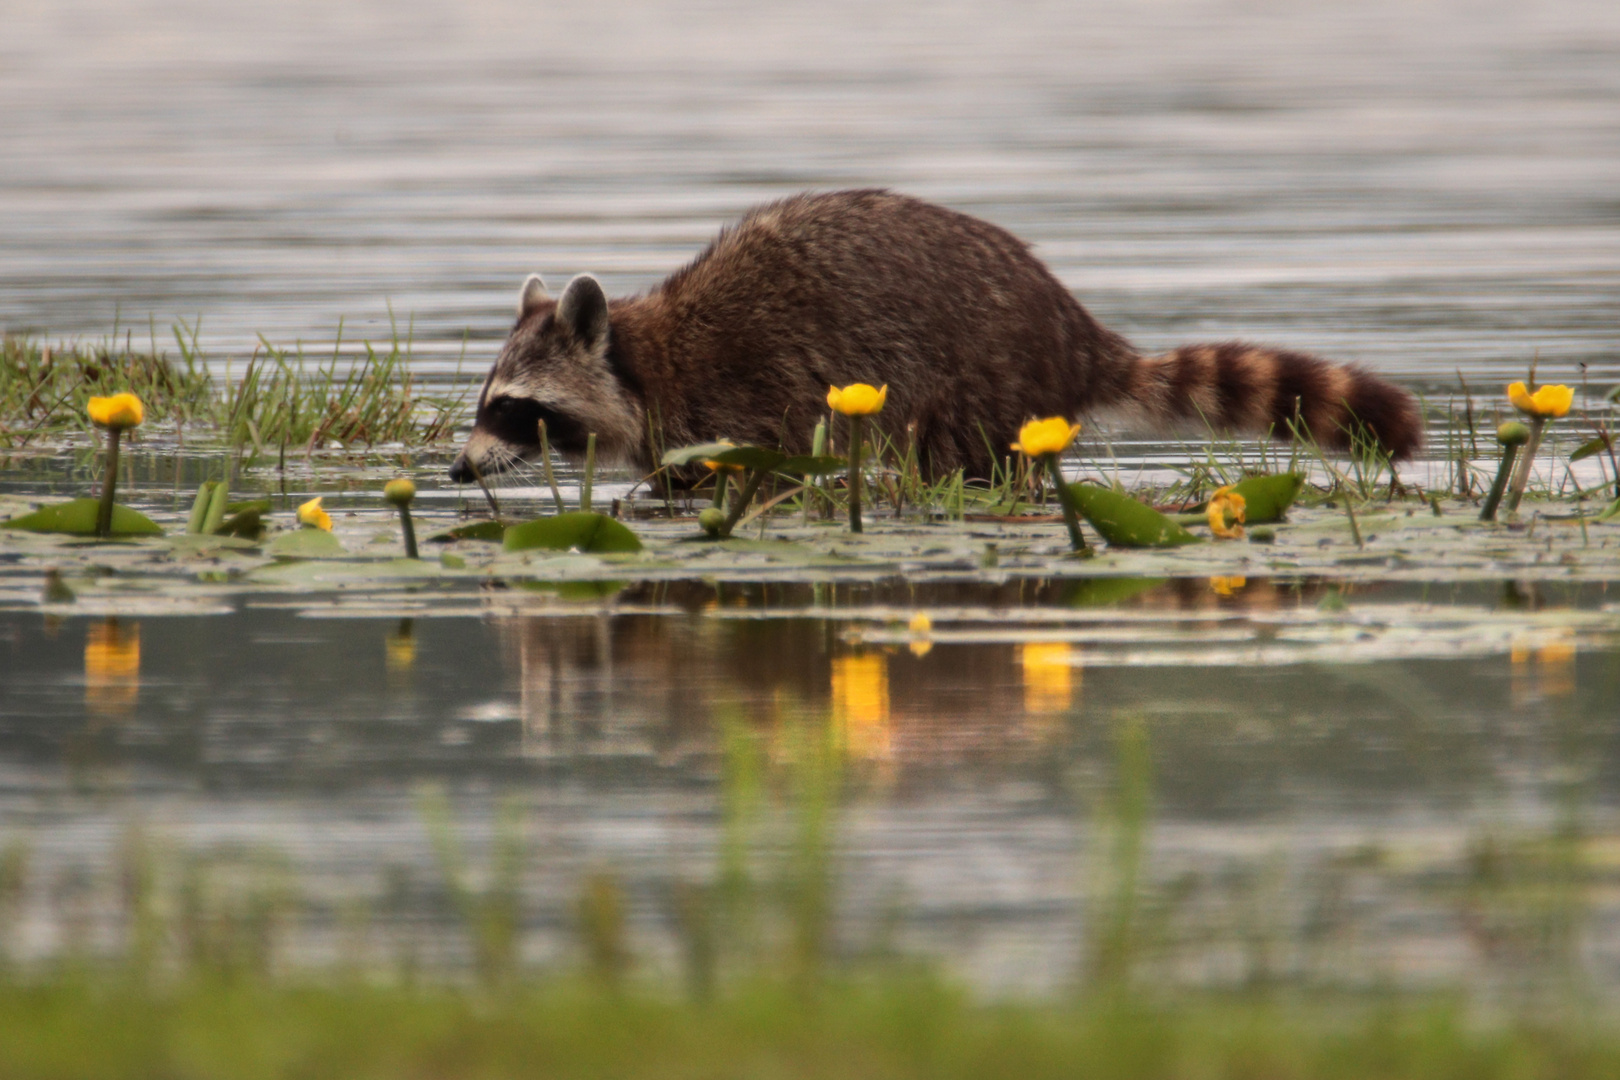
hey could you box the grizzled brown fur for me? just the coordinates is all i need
[450,190,1421,484]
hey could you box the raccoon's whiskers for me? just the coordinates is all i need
[462,453,503,520]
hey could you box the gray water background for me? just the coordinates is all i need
[3,0,1617,389]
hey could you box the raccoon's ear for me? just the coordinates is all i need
[518,274,551,317]
[556,274,610,349]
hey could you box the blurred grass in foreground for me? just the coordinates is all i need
[3,979,1619,1080]
[1,714,1616,1078]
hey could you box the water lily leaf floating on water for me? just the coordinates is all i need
[267,496,344,557]
[427,520,508,544]
[5,392,163,537]
[1223,473,1304,524]
[504,511,643,554]
[1065,483,1201,548]
[267,528,346,557]
[2,498,163,537]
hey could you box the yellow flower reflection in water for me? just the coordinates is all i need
[1209,576,1247,596]
[85,618,140,715]
[831,653,890,760]
[907,612,933,658]
[1020,642,1075,716]
[1511,628,1576,702]
[386,619,417,672]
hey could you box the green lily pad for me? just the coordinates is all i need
[2,498,163,537]
[1067,484,1201,548]
[1228,473,1305,524]
[167,533,262,554]
[660,442,770,469]
[267,527,346,558]
[216,501,271,540]
[777,454,847,475]
[1571,434,1614,462]
[426,520,507,543]
[503,511,643,554]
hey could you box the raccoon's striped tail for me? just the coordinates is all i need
[1126,342,1422,460]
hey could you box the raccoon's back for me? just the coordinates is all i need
[621,190,1420,474]
[633,190,1129,471]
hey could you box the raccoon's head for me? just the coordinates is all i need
[449,274,644,484]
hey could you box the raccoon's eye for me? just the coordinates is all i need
[481,394,588,454]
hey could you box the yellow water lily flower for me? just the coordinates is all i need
[1010,417,1081,458]
[1507,382,1573,418]
[1207,486,1246,539]
[86,393,145,429]
[1209,575,1247,596]
[826,383,888,416]
[297,496,333,531]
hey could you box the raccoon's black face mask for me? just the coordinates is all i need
[449,273,640,484]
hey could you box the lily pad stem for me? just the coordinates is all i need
[1042,453,1088,553]
[538,419,565,513]
[95,426,121,538]
[581,432,597,513]
[1479,443,1521,521]
[720,467,769,537]
[1504,416,1545,515]
[397,505,419,559]
[847,414,864,533]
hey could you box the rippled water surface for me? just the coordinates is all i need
[4,0,1620,993]
[3,0,1618,386]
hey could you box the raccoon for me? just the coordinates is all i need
[449,189,1420,485]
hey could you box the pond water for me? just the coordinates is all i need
[3,0,1620,995]
[4,0,1619,390]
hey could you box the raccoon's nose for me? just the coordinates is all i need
[448,453,476,484]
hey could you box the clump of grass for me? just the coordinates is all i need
[1,320,468,453]
[0,331,212,446]
[224,322,465,457]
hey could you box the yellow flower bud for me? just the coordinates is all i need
[384,478,417,507]
[1506,382,1573,419]
[1207,486,1246,540]
[297,496,333,531]
[826,383,888,416]
[1010,416,1081,458]
[86,393,145,430]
